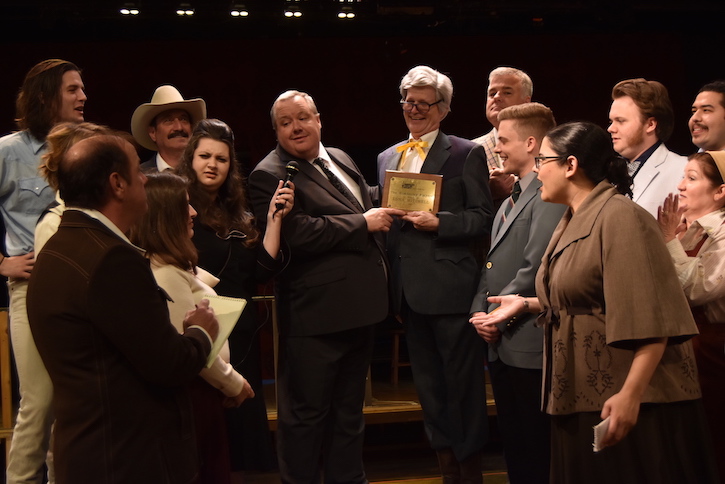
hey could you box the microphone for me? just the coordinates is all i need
[275,161,299,211]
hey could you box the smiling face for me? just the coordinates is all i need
[486,74,530,128]
[56,70,87,124]
[191,138,231,196]
[607,96,655,161]
[677,159,725,220]
[495,119,534,177]
[689,91,725,151]
[274,95,321,161]
[535,137,569,204]
[403,86,447,139]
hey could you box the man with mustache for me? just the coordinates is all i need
[0,58,86,484]
[690,80,725,152]
[607,78,686,217]
[131,85,206,172]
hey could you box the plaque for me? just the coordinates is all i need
[381,170,443,213]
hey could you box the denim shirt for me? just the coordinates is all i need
[0,130,53,255]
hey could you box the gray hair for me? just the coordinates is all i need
[489,67,533,98]
[270,90,319,129]
[399,66,453,114]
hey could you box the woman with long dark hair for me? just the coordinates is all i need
[176,118,293,472]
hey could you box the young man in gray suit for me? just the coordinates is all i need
[470,103,564,484]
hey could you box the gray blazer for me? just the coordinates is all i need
[470,175,565,369]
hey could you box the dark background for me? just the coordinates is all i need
[2,0,724,182]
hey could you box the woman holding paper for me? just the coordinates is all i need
[472,122,718,483]
[131,172,291,484]
[176,118,293,471]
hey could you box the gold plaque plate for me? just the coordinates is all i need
[381,170,443,213]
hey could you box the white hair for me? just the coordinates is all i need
[399,65,453,113]
[488,67,533,98]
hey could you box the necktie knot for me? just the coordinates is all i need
[512,181,522,203]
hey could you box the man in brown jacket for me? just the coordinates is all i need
[27,135,218,484]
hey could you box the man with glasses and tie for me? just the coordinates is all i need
[469,103,563,484]
[377,65,493,483]
[248,90,403,484]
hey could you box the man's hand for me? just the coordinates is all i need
[0,252,35,279]
[222,379,256,408]
[489,168,516,201]
[364,207,405,232]
[469,311,502,343]
[402,211,439,231]
[183,299,219,341]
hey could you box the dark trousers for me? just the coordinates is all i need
[404,308,488,461]
[487,359,550,484]
[276,325,374,484]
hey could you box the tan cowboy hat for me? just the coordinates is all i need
[131,85,207,151]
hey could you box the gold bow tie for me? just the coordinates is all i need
[396,139,429,160]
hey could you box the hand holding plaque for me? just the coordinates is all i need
[381,170,443,213]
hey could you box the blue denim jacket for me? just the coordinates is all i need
[0,130,53,255]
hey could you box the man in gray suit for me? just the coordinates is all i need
[470,103,563,484]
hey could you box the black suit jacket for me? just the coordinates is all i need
[248,145,388,337]
[378,132,493,315]
[27,210,211,484]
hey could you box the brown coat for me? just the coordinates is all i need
[535,182,701,415]
[28,210,211,484]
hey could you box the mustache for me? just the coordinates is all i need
[168,130,189,139]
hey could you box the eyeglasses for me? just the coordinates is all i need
[534,156,564,169]
[400,100,442,114]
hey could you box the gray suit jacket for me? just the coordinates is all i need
[632,143,687,217]
[378,132,493,315]
[470,175,565,369]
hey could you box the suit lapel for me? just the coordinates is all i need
[276,146,361,213]
[421,131,450,175]
[632,143,666,202]
[490,178,540,252]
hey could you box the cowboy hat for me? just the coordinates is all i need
[131,85,207,151]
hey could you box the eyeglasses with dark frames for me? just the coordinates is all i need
[400,100,442,114]
[534,155,564,169]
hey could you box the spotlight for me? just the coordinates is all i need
[230,3,248,17]
[119,2,139,15]
[176,3,195,16]
[337,5,355,19]
[283,6,302,18]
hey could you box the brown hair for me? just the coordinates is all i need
[41,122,110,190]
[497,102,556,141]
[130,172,198,271]
[611,78,674,142]
[688,152,725,188]
[15,59,81,140]
[176,118,259,246]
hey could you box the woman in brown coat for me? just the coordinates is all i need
[473,122,719,483]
